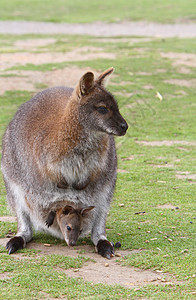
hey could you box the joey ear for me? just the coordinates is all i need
[96,67,114,87]
[76,72,94,99]
[80,206,95,217]
[62,205,74,215]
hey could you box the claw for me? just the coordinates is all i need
[115,241,121,248]
[8,248,13,255]
[45,221,50,228]
[105,253,112,260]
[97,239,115,259]
[5,236,24,254]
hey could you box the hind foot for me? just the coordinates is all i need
[6,236,24,254]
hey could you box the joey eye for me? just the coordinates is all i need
[96,106,108,115]
[67,226,71,231]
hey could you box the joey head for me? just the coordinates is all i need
[46,205,95,246]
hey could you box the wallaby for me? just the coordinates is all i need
[46,205,95,246]
[1,67,128,259]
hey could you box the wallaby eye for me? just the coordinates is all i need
[67,226,71,231]
[96,106,108,115]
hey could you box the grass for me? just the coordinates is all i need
[0,34,196,299]
[0,0,196,23]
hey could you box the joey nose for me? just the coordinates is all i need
[69,241,76,246]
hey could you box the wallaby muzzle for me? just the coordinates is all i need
[113,115,128,136]
[118,119,128,136]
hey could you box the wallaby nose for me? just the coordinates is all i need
[120,122,128,132]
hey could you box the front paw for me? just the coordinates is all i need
[72,180,89,190]
[57,179,68,189]
[97,239,114,259]
[6,236,24,255]
[46,211,56,227]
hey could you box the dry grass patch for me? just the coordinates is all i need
[151,164,174,168]
[94,37,154,44]
[110,81,132,86]
[157,204,177,209]
[161,52,196,68]
[0,272,11,280]
[121,155,135,161]
[0,46,115,71]
[0,66,98,95]
[0,216,16,222]
[136,140,196,147]
[164,79,196,88]
[117,169,129,173]
[176,171,196,181]
[14,38,57,50]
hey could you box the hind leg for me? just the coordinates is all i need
[6,210,33,254]
[90,179,116,259]
[4,181,33,254]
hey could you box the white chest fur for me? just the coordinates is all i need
[48,133,107,186]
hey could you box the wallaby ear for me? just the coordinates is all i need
[80,206,95,217]
[62,205,74,215]
[75,72,94,99]
[96,67,114,87]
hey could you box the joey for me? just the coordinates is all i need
[46,205,95,247]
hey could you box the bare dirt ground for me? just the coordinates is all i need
[160,52,196,68]
[164,78,196,88]
[0,237,178,289]
[157,204,178,209]
[0,67,99,95]
[0,213,179,288]
[136,140,196,147]
[0,21,196,37]
[1,35,196,95]
[0,47,115,70]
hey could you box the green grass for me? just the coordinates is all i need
[0,34,196,299]
[0,0,196,23]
